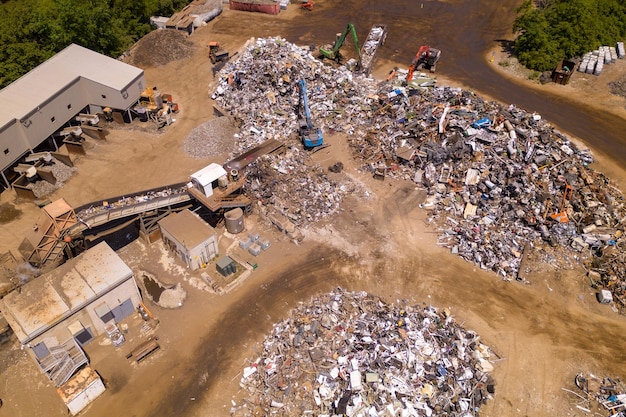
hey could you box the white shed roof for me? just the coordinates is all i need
[0,241,133,343]
[190,163,227,186]
[158,209,217,251]
[0,43,144,128]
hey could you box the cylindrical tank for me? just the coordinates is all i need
[217,175,229,188]
[224,208,244,234]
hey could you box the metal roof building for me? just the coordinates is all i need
[0,44,146,188]
[0,241,140,345]
[159,209,218,270]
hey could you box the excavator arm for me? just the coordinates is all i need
[320,23,360,62]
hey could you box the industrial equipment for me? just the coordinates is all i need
[74,113,99,125]
[406,45,441,83]
[550,179,573,223]
[319,23,361,64]
[209,41,229,64]
[357,24,387,76]
[300,0,313,10]
[296,79,324,149]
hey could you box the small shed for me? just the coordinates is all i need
[158,209,218,270]
[190,163,228,197]
[216,256,236,277]
[57,366,106,415]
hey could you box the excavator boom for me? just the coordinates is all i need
[319,23,360,63]
[297,79,324,149]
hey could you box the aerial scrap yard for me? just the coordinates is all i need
[232,289,496,416]
[211,38,626,310]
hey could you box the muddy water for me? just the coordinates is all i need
[279,0,626,164]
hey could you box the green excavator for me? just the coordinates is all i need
[319,23,361,64]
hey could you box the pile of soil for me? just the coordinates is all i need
[609,74,626,99]
[124,29,196,68]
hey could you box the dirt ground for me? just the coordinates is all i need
[2,2,626,417]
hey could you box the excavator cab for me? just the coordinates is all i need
[406,45,441,84]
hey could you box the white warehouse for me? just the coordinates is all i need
[0,43,146,189]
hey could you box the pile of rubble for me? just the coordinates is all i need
[245,148,353,226]
[29,158,77,198]
[211,38,626,307]
[183,117,237,159]
[233,289,495,417]
[123,28,195,68]
[608,73,626,99]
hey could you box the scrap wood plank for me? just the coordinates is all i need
[126,338,160,362]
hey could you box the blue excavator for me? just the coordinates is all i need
[296,79,324,149]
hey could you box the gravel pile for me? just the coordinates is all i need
[124,29,196,68]
[182,117,238,159]
[608,74,626,99]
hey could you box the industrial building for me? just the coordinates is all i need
[0,242,142,386]
[0,43,146,189]
[159,209,219,270]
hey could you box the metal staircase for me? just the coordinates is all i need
[37,338,88,386]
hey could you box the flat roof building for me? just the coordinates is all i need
[0,241,142,385]
[159,209,218,270]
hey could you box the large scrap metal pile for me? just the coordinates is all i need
[211,38,626,307]
[232,289,495,416]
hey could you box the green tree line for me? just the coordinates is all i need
[0,0,190,88]
[514,0,626,71]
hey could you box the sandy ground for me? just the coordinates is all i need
[1,4,626,417]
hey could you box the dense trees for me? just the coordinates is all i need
[513,0,626,71]
[0,0,189,88]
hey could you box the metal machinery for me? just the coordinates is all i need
[358,24,387,76]
[300,0,313,10]
[406,45,442,83]
[208,41,229,64]
[319,23,361,65]
[296,79,324,149]
[550,179,574,223]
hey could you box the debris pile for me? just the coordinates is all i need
[563,372,626,415]
[211,38,626,305]
[608,73,626,99]
[246,148,353,226]
[28,158,77,198]
[212,37,376,156]
[183,117,237,159]
[123,29,195,67]
[212,37,373,225]
[233,289,495,417]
